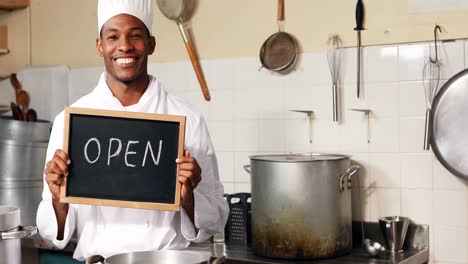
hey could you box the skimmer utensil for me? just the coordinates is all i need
[422,25,442,150]
[327,34,343,123]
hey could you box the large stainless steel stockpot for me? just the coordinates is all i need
[246,153,359,259]
[0,206,37,264]
[88,250,225,264]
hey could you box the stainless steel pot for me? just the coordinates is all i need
[246,153,359,259]
[88,250,225,264]
[0,206,38,264]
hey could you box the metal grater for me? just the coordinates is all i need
[224,193,251,246]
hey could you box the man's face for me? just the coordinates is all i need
[97,14,156,84]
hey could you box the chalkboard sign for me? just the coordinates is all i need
[60,107,186,211]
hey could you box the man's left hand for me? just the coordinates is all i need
[176,150,202,223]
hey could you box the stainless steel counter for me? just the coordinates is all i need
[22,222,429,264]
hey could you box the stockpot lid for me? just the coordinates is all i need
[249,153,350,162]
[0,206,20,231]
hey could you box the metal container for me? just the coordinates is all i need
[88,250,225,264]
[0,206,37,264]
[247,153,359,259]
[0,117,51,226]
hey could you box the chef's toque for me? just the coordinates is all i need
[98,0,154,35]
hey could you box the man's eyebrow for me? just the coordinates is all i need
[103,27,145,33]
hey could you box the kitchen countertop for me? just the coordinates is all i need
[22,222,429,264]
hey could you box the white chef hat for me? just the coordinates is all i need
[98,0,154,35]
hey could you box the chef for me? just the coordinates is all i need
[36,0,229,261]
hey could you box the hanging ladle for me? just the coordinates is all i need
[356,171,386,257]
[157,0,211,101]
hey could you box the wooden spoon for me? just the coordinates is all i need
[26,109,37,122]
[16,90,30,121]
[10,102,21,120]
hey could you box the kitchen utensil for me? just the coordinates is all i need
[246,153,359,259]
[88,250,224,264]
[355,168,386,257]
[9,102,21,120]
[431,68,468,181]
[379,216,410,254]
[327,34,343,122]
[423,25,442,150]
[354,0,365,98]
[0,206,38,264]
[25,109,37,122]
[157,0,211,101]
[224,192,251,246]
[259,0,300,74]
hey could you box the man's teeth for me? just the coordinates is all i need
[116,58,135,64]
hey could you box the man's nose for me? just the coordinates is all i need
[118,37,134,52]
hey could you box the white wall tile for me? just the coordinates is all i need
[234,152,255,183]
[222,183,235,194]
[433,226,468,263]
[434,40,465,80]
[284,119,313,153]
[216,152,234,183]
[369,117,399,153]
[233,83,284,120]
[433,158,467,191]
[465,40,468,69]
[310,118,341,151]
[401,189,433,225]
[235,182,251,193]
[367,83,399,118]
[207,120,234,151]
[366,45,399,83]
[342,47,357,83]
[339,111,370,153]
[369,154,401,188]
[200,58,235,91]
[399,81,426,117]
[352,187,371,221]
[398,43,429,81]
[433,190,467,228]
[351,153,370,189]
[401,153,433,189]
[233,119,259,151]
[369,188,401,221]
[206,89,234,121]
[299,53,332,85]
[151,62,190,92]
[258,119,285,152]
[284,80,314,119]
[399,117,426,153]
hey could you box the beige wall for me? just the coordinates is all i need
[1,0,468,74]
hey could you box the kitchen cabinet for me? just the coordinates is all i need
[0,0,29,55]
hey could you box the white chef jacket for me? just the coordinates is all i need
[36,73,229,261]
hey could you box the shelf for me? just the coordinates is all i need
[0,0,29,11]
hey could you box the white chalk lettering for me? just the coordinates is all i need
[125,140,139,167]
[142,140,163,166]
[84,137,101,164]
[107,138,122,166]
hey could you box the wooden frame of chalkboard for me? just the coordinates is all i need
[60,107,186,211]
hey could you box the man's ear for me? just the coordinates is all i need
[148,36,156,55]
[96,38,104,57]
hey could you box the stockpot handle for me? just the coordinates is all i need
[0,225,37,240]
[339,165,360,192]
[243,165,251,174]
[212,256,226,264]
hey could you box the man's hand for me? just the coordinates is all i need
[176,150,202,223]
[44,149,70,201]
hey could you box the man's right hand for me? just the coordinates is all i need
[44,149,70,201]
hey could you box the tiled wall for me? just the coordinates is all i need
[155,40,468,264]
[2,40,466,263]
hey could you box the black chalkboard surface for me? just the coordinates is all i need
[60,107,186,211]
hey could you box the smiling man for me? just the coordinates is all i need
[36,0,229,261]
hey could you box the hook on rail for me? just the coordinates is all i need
[430,25,442,64]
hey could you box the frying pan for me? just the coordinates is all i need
[431,68,468,181]
[157,0,211,101]
[259,0,300,74]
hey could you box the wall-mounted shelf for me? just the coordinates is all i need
[290,110,314,143]
[0,0,29,12]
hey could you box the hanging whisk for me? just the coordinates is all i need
[327,34,343,123]
[422,25,442,150]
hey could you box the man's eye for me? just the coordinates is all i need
[131,34,143,39]
[107,35,118,40]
